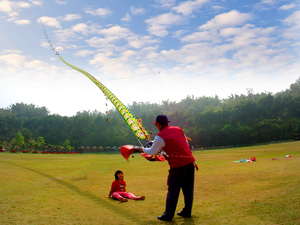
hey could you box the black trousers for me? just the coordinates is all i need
[164,162,195,218]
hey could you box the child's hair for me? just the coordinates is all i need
[114,170,123,180]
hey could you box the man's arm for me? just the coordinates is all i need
[140,135,165,155]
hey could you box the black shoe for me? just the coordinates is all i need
[158,214,173,221]
[177,211,191,218]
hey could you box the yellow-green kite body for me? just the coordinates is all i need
[59,55,149,140]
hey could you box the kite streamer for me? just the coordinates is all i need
[39,19,150,140]
[58,55,150,140]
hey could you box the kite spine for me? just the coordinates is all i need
[58,55,149,140]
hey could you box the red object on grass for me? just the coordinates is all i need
[251,157,256,161]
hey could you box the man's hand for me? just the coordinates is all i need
[139,147,144,153]
[193,161,199,171]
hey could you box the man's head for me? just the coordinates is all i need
[153,115,169,130]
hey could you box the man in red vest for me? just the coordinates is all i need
[140,115,198,221]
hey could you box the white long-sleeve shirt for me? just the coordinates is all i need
[142,135,189,155]
[142,135,165,155]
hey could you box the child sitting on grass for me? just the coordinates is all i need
[107,170,145,202]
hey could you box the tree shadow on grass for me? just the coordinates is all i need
[1,161,141,224]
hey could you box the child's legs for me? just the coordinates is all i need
[122,192,137,200]
[112,192,123,199]
[112,192,136,199]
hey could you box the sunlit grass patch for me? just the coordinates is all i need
[0,141,299,224]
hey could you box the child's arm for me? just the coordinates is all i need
[107,186,114,198]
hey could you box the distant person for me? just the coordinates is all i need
[140,115,198,221]
[107,170,145,202]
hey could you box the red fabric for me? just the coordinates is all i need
[141,153,154,160]
[154,154,165,161]
[111,180,126,192]
[158,126,195,169]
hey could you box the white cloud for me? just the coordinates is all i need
[199,10,254,30]
[253,0,277,11]
[74,50,95,57]
[0,0,35,24]
[13,19,30,25]
[89,53,134,76]
[43,19,90,46]
[86,26,132,47]
[62,14,81,21]
[181,30,216,43]
[155,0,176,8]
[153,21,284,79]
[85,25,159,54]
[24,60,48,69]
[219,24,276,48]
[279,3,296,10]
[29,0,42,6]
[0,52,26,67]
[68,23,102,36]
[130,6,145,15]
[85,8,112,17]
[121,13,131,21]
[38,16,61,28]
[282,10,300,27]
[71,23,89,35]
[145,13,182,37]
[212,5,226,11]
[181,10,254,43]
[172,30,189,38]
[2,49,22,54]
[0,0,31,15]
[281,11,300,39]
[126,35,159,49]
[54,28,77,42]
[55,0,67,5]
[172,0,209,16]
[98,25,131,38]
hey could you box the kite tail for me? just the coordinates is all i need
[58,55,150,140]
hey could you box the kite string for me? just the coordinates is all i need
[39,19,59,55]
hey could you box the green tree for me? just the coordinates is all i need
[63,139,71,152]
[28,139,36,151]
[15,132,25,151]
[37,137,45,151]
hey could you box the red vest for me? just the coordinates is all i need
[157,126,195,169]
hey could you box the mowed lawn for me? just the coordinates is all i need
[0,141,299,225]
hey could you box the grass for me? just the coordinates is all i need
[0,141,299,225]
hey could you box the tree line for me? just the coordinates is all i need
[1,78,299,151]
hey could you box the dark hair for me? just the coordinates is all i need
[114,170,123,180]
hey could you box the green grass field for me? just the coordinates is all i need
[0,141,299,225]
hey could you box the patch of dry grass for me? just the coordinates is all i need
[0,141,299,224]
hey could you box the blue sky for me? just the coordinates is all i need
[0,0,299,116]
